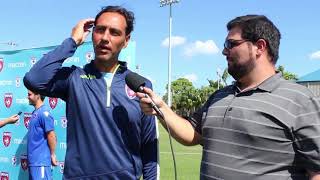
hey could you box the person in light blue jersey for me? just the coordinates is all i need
[27,89,57,180]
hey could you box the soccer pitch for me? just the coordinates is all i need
[158,123,202,179]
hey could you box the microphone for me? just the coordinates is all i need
[125,72,164,119]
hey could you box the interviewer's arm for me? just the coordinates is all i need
[0,114,19,128]
[137,87,201,146]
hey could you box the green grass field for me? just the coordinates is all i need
[158,123,202,179]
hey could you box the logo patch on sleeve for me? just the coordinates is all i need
[43,111,49,117]
[125,84,136,99]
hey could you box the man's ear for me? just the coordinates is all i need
[123,34,131,49]
[255,39,268,56]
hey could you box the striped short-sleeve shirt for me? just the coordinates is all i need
[189,73,320,180]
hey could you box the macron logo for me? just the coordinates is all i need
[80,74,96,79]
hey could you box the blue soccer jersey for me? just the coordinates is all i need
[27,105,54,166]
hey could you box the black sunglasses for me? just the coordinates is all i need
[224,39,250,49]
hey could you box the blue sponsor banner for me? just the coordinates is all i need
[0,40,135,179]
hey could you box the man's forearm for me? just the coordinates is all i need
[0,119,9,128]
[47,131,57,155]
[158,104,201,146]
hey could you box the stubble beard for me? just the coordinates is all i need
[228,57,256,80]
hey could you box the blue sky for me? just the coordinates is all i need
[1,0,320,95]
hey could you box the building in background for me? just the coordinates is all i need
[297,69,320,97]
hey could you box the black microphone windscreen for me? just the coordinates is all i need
[125,72,147,92]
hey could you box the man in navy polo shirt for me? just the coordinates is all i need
[27,89,57,180]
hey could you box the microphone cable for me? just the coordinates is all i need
[154,105,177,180]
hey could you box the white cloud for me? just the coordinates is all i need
[161,36,186,47]
[183,74,198,82]
[183,40,219,57]
[310,51,320,60]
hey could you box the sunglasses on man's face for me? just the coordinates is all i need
[224,39,250,50]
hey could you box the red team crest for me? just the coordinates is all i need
[2,132,11,147]
[0,172,9,180]
[49,97,58,109]
[125,84,136,99]
[24,113,32,129]
[20,155,28,171]
[0,57,3,72]
[4,93,13,108]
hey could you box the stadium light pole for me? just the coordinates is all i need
[160,0,179,108]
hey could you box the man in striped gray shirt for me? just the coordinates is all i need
[137,15,320,180]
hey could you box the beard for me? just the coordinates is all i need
[228,57,255,80]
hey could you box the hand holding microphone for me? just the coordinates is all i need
[137,87,165,118]
[125,72,165,119]
[7,114,20,124]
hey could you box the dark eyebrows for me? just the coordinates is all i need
[94,25,124,35]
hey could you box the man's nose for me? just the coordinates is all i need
[101,31,110,43]
[222,47,228,56]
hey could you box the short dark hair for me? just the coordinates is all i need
[94,6,135,35]
[34,92,46,101]
[40,95,46,101]
[227,15,281,64]
[28,89,46,101]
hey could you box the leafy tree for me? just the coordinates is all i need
[162,68,231,117]
[277,65,298,80]
[163,78,198,117]
[221,68,229,86]
[196,85,215,108]
[163,78,218,117]
[207,79,224,90]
